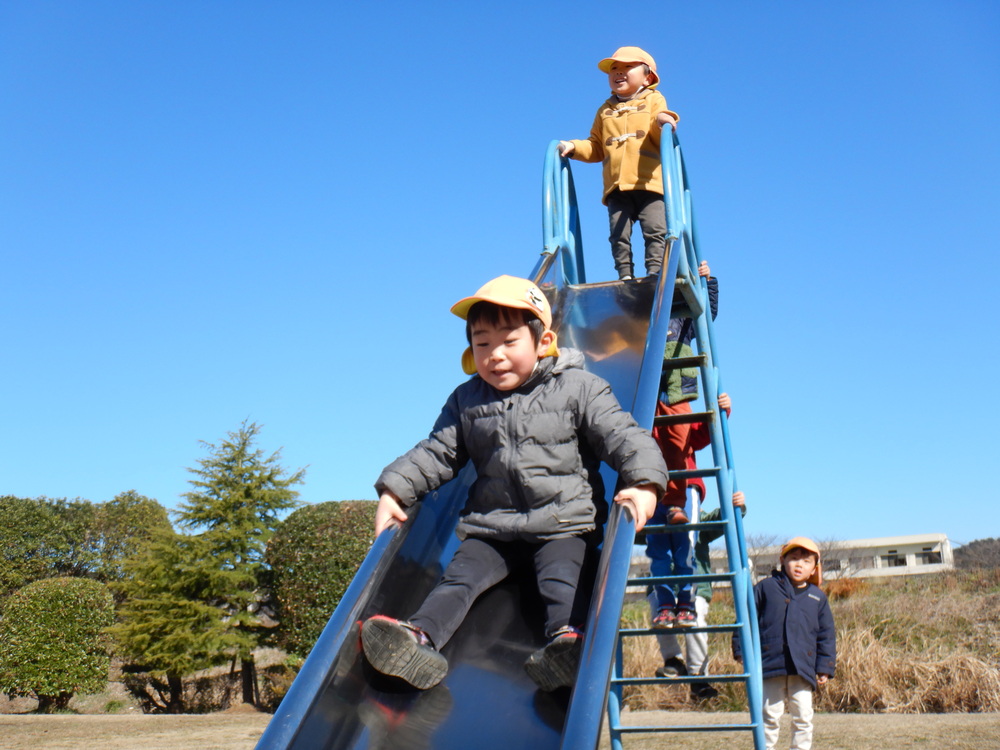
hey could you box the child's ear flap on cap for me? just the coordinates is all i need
[461,347,477,375]
[542,331,559,358]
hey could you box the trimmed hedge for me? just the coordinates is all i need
[266,500,376,656]
[0,576,115,711]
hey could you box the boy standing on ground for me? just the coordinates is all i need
[360,275,669,692]
[558,46,679,280]
[736,537,837,750]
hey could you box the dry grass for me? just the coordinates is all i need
[620,568,1000,714]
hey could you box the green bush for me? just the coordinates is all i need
[0,496,95,602]
[0,493,171,608]
[266,500,377,656]
[0,577,115,712]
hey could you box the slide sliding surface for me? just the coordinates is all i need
[256,275,664,750]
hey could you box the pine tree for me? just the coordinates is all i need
[110,421,304,710]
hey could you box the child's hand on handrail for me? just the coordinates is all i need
[657,112,678,131]
[613,484,658,531]
[375,491,408,536]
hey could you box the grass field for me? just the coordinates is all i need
[2,710,999,750]
[2,570,998,747]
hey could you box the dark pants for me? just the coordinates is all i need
[607,188,667,279]
[409,536,589,649]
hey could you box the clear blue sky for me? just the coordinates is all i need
[3,2,997,548]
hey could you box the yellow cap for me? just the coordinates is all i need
[452,276,557,376]
[780,536,823,586]
[598,46,659,87]
[451,275,552,328]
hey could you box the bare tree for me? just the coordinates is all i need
[745,533,780,583]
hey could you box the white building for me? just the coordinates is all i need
[628,533,954,596]
[715,533,955,582]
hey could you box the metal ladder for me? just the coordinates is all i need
[604,134,765,749]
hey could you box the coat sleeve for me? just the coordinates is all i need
[374,390,469,507]
[732,578,762,660]
[689,420,711,452]
[578,374,668,496]
[815,596,837,678]
[649,89,680,127]
[698,505,746,546]
[707,276,719,320]
[569,105,607,163]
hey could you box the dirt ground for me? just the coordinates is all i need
[0,710,997,750]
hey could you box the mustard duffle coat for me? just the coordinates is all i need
[568,88,680,204]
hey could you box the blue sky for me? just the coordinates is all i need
[3,2,998,549]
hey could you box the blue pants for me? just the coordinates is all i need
[646,500,694,611]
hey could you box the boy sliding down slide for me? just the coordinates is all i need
[360,275,669,692]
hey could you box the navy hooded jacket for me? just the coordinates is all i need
[734,570,836,688]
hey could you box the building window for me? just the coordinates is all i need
[849,557,873,571]
[880,553,907,568]
[916,549,942,565]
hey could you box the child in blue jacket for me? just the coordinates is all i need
[736,536,836,750]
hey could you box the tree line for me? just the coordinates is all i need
[0,421,375,712]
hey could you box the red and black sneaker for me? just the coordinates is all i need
[652,607,676,629]
[524,625,583,692]
[674,608,697,627]
[361,615,448,690]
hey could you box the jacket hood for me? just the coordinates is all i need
[551,347,586,373]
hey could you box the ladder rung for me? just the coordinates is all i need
[641,520,725,534]
[630,572,736,586]
[661,354,705,370]
[666,466,721,480]
[671,277,706,318]
[613,673,750,687]
[614,723,758,734]
[653,409,714,426]
[619,623,742,637]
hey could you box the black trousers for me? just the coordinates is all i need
[606,188,667,278]
[409,535,589,650]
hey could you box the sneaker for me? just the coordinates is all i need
[665,506,689,524]
[655,656,688,678]
[619,274,635,281]
[524,626,583,691]
[361,615,448,689]
[651,607,676,629]
[674,608,697,627]
[690,681,719,700]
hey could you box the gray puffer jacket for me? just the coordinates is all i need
[376,348,669,542]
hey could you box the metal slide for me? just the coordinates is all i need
[256,134,755,749]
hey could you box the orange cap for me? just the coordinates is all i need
[780,536,823,586]
[598,46,659,87]
[451,275,552,328]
